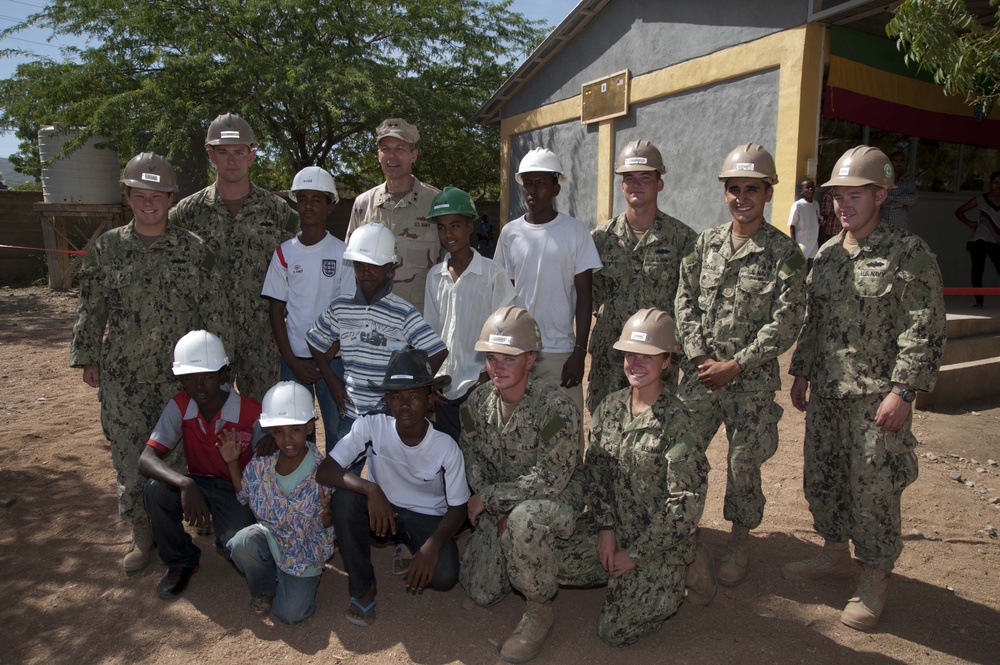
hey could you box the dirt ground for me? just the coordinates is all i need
[1,285,998,665]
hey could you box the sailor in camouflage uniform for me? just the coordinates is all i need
[170,113,298,401]
[674,143,805,586]
[71,153,228,573]
[784,146,946,631]
[559,309,714,646]
[588,140,696,412]
[459,306,582,663]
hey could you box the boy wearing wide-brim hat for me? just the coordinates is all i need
[316,348,469,627]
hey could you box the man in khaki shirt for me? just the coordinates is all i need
[346,118,440,311]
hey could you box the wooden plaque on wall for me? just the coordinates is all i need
[581,69,630,124]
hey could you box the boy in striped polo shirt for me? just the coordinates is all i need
[307,223,448,445]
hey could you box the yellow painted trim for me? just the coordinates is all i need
[597,119,614,222]
[497,25,826,234]
[829,56,1000,119]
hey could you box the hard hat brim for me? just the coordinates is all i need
[172,362,227,376]
[821,176,895,189]
[367,374,451,392]
[259,415,316,428]
[121,178,177,193]
[612,339,679,355]
[342,249,396,265]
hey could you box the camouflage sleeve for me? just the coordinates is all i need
[675,233,709,359]
[625,433,708,565]
[892,247,947,392]
[69,240,107,367]
[459,395,498,495]
[584,400,616,528]
[733,248,806,372]
[479,397,580,515]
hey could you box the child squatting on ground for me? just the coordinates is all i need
[316,348,469,627]
[221,381,336,624]
[138,330,260,600]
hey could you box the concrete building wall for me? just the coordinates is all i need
[504,0,806,118]
[508,123,599,223]
[610,68,781,232]
[911,194,1000,289]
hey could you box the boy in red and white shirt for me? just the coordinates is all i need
[139,330,263,600]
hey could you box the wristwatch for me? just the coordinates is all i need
[892,386,916,403]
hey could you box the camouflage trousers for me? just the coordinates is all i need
[585,332,681,414]
[460,498,578,606]
[678,379,782,529]
[557,513,689,647]
[804,394,919,572]
[99,380,185,527]
[230,313,279,402]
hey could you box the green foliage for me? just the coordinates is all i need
[887,0,1000,117]
[0,0,545,196]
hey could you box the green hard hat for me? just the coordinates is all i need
[427,186,477,219]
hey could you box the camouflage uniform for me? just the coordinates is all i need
[558,388,709,646]
[790,226,945,571]
[588,211,697,411]
[347,176,441,312]
[170,183,297,401]
[674,221,805,528]
[459,379,583,606]
[70,222,229,527]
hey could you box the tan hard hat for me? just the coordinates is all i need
[120,152,178,193]
[474,306,543,355]
[718,143,778,185]
[376,118,420,145]
[615,140,665,174]
[205,112,257,147]
[612,308,680,355]
[821,145,895,189]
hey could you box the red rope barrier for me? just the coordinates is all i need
[0,244,87,255]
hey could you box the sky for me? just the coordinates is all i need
[0,0,579,164]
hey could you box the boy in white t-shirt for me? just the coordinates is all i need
[316,348,469,628]
[493,147,603,421]
[787,178,820,268]
[262,167,355,449]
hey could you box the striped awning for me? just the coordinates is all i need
[823,25,1000,147]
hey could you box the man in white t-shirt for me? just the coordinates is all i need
[316,349,469,628]
[787,178,820,268]
[262,167,355,449]
[493,147,603,422]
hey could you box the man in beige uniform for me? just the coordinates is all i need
[346,118,440,312]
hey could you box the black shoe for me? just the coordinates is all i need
[156,566,195,599]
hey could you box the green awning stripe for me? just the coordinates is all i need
[829,25,938,85]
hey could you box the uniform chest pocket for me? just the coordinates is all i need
[854,275,893,298]
[699,268,723,291]
[104,265,133,290]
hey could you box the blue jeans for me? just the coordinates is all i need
[143,476,256,568]
[228,525,322,624]
[279,355,345,451]
[330,489,459,598]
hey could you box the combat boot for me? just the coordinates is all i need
[500,600,553,663]
[685,540,717,606]
[781,540,856,582]
[840,565,888,630]
[123,522,154,574]
[717,524,750,586]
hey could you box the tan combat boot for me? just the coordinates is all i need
[500,600,553,663]
[840,565,888,630]
[685,540,717,606]
[781,540,856,582]
[717,524,750,586]
[123,522,154,574]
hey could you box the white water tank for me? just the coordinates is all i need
[38,125,121,204]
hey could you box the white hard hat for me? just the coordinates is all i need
[344,223,398,266]
[259,381,317,427]
[289,166,339,203]
[172,330,229,375]
[515,147,567,185]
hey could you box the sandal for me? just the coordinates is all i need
[250,594,274,615]
[346,598,377,627]
[392,543,413,576]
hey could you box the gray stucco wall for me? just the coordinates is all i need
[911,193,1000,289]
[611,68,781,232]
[509,123,599,222]
[503,0,806,118]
